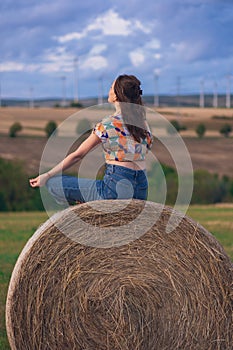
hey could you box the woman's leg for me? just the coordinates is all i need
[46,175,103,204]
[46,166,148,205]
[133,171,148,200]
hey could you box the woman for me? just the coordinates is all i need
[29,74,153,204]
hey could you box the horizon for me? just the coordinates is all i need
[1,92,232,109]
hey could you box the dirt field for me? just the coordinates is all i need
[0,106,232,177]
[1,106,233,135]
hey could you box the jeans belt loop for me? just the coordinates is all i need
[106,163,114,172]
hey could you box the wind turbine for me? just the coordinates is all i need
[226,74,231,108]
[199,79,204,108]
[213,81,218,108]
[98,76,104,105]
[61,76,67,107]
[73,57,78,103]
[153,72,159,107]
[29,87,34,108]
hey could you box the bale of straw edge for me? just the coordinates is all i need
[6,200,233,350]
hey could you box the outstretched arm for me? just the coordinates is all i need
[29,133,101,188]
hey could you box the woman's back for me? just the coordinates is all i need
[93,113,153,163]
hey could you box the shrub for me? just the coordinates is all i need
[148,163,233,205]
[196,123,206,138]
[220,124,232,137]
[191,169,225,204]
[45,121,57,138]
[70,101,83,108]
[220,176,233,202]
[230,179,233,197]
[0,158,43,211]
[147,162,178,205]
[9,122,22,137]
[166,120,187,135]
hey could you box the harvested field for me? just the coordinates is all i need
[0,107,232,176]
[153,137,233,177]
[1,106,233,136]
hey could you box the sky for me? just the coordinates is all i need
[0,0,233,100]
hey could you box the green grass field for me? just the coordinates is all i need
[0,207,232,349]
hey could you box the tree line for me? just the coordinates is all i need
[0,157,232,211]
[147,162,233,205]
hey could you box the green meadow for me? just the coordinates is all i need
[0,206,232,349]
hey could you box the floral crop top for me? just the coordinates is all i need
[93,114,153,162]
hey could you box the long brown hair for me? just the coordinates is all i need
[114,74,147,142]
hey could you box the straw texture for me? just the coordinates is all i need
[6,200,233,350]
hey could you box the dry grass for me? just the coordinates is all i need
[6,200,233,350]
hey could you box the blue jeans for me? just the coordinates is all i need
[46,164,148,204]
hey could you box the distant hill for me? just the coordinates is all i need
[0,94,232,108]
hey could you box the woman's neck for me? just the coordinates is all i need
[113,102,121,116]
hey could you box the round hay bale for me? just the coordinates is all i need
[6,200,233,350]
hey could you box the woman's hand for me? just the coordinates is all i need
[29,173,50,188]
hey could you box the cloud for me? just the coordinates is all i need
[0,61,41,74]
[80,56,108,71]
[154,68,161,75]
[54,32,84,43]
[41,45,108,73]
[89,44,107,55]
[170,40,207,62]
[55,9,151,43]
[0,46,78,74]
[40,46,75,73]
[0,43,108,76]
[87,9,132,36]
[129,38,161,67]
[154,53,162,60]
[129,50,145,67]
[145,39,161,50]
[49,42,108,75]
[0,62,25,72]
[132,20,152,34]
